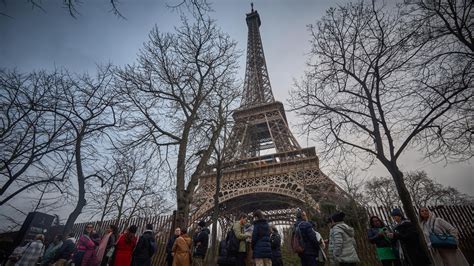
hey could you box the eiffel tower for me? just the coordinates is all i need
[191,5,345,224]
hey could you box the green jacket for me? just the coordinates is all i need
[232,221,247,253]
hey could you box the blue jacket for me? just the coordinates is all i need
[251,219,272,258]
[294,219,319,257]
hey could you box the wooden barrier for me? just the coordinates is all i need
[70,205,473,265]
[72,213,175,266]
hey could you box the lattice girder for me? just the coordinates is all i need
[225,102,301,160]
[241,10,274,108]
[190,6,346,227]
[190,157,341,223]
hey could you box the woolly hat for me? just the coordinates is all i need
[296,208,303,219]
[330,211,345,222]
[390,208,403,217]
[198,220,206,227]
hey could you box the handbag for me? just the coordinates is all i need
[429,218,458,249]
[106,246,115,258]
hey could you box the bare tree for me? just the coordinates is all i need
[32,65,118,235]
[331,165,368,206]
[0,69,75,205]
[365,171,473,207]
[365,177,405,210]
[115,12,240,227]
[405,0,473,53]
[290,0,472,260]
[402,0,474,160]
[85,148,170,224]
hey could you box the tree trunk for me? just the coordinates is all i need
[63,133,86,236]
[209,154,222,264]
[385,162,434,265]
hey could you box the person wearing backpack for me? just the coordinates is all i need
[232,213,250,266]
[251,210,272,266]
[293,209,320,266]
[132,224,156,266]
[328,211,360,266]
[192,220,210,266]
[270,225,283,266]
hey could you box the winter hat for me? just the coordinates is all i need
[330,211,345,222]
[390,208,403,217]
[296,208,303,219]
[198,220,206,227]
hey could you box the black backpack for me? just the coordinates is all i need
[225,229,240,256]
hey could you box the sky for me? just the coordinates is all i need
[0,0,472,224]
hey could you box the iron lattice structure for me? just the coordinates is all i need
[191,6,346,225]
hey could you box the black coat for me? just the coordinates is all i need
[193,227,210,258]
[132,230,156,264]
[165,235,177,265]
[294,219,319,257]
[270,231,283,265]
[251,219,272,259]
[270,231,282,258]
[393,220,430,265]
[55,238,75,260]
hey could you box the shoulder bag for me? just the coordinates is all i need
[429,218,457,249]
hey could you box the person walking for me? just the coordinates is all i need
[232,213,250,266]
[113,225,138,266]
[97,224,118,266]
[132,224,157,266]
[328,211,360,266]
[172,228,192,266]
[166,227,181,266]
[192,221,209,266]
[41,234,63,266]
[16,234,45,266]
[52,233,76,266]
[387,208,430,265]
[293,209,320,266]
[419,207,468,266]
[270,225,283,266]
[367,216,400,266]
[251,210,272,266]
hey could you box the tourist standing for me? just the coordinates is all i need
[16,234,45,266]
[166,227,181,266]
[172,228,192,266]
[113,225,138,266]
[293,209,320,266]
[132,224,157,266]
[387,208,430,265]
[52,233,76,266]
[419,207,468,266]
[328,211,360,266]
[73,224,98,266]
[251,210,272,266]
[192,221,209,266]
[41,234,63,266]
[97,224,118,266]
[310,221,327,266]
[270,225,283,266]
[367,216,400,266]
[232,213,250,266]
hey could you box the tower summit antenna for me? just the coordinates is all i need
[251,2,254,12]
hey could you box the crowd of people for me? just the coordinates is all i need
[213,208,468,266]
[4,206,469,266]
[5,223,156,266]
